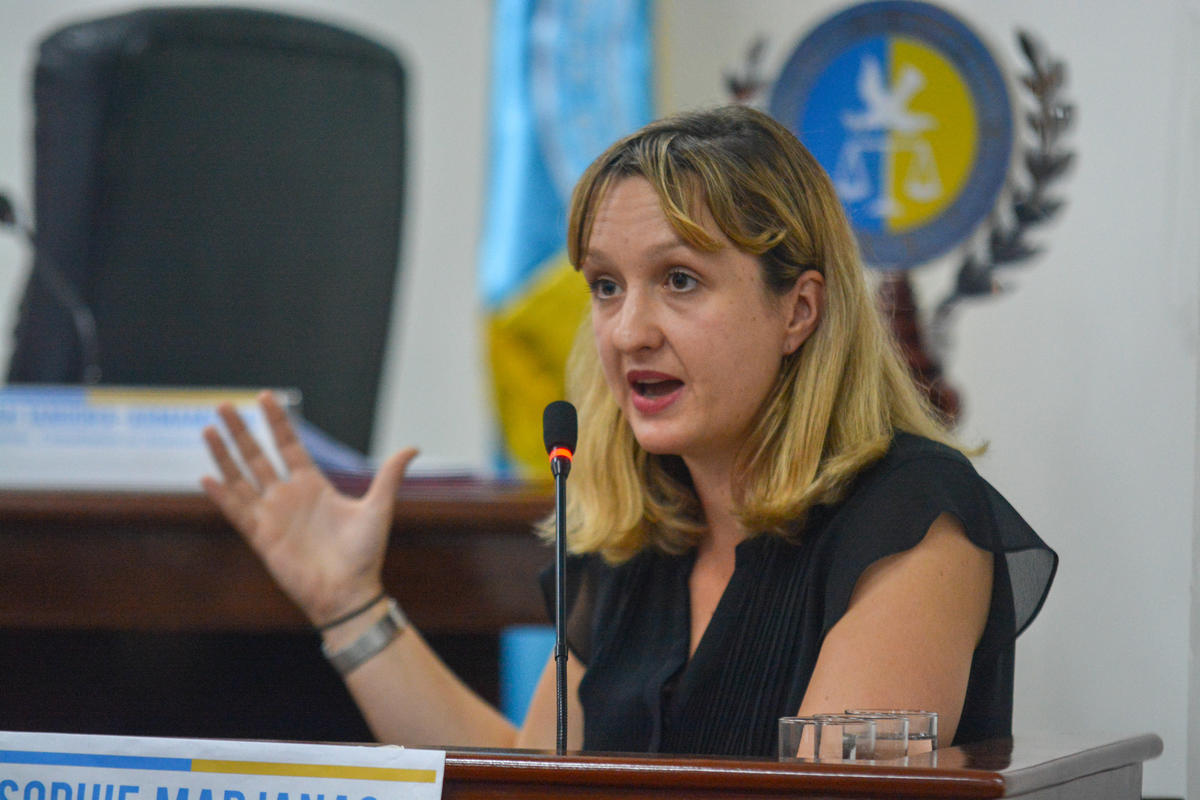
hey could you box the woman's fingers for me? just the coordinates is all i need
[258,390,314,473]
[216,401,280,488]
[366,447,420,506]
[200,474,257,535]
[202,424,259,506]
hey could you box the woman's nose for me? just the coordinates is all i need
[611,290,664,353]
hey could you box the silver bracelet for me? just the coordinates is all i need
[321,597,408,675]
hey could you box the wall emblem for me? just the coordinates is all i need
[769,0,1012,270]
[746,1,1074,419]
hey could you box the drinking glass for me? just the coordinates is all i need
[779,715,878,761]
[838,713,909,760]
[777,716,819,761]
[815,715,878,760]
[815,715,877,760]
[845,709,938,754]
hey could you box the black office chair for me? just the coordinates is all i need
[6,7,406,454]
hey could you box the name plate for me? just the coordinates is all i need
[0,386,294,492]
[0,731,444,800]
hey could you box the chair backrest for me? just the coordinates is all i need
[7,7,406,453]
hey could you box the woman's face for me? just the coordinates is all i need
[581,177,821,474]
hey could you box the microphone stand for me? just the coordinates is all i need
[551,453,569,755]
[542,400,576,755]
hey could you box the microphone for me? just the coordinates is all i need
[542,400,577,756]
[543,400,577,478]
[0,190,102,385]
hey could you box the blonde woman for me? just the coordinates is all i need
[203,105,1055,756]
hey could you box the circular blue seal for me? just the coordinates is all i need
[769,1,1013,269]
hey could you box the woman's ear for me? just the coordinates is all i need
[782,269,825,355]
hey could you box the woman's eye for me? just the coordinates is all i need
[588,277,620,298]
[666,270,698,292]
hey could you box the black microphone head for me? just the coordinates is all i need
[543,401,578,454]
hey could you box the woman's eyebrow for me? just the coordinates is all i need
[583,237,693,267]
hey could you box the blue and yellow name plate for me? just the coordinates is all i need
[0,386,293,492]
[769,0,1013,269]
[0,731,443,800]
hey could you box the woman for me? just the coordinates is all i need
[202,105,1055,756]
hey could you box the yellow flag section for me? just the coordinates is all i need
[488,256,589,474]
[478,0,652,476]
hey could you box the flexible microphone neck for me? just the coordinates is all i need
[543,400,577,756]
[0,191,103,385]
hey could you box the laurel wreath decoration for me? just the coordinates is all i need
[930,29,1076,354]
[724,35,770,103]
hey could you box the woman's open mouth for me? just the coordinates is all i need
[635,379,683,397]
[628,372,684,414]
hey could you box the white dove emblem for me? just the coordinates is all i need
[841,55,935,133]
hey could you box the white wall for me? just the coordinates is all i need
[0,1,1195,796]
[657,1,1199,796]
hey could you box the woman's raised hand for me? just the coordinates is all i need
[201,391,418,627]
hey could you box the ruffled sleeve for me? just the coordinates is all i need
[818,433,1057,641]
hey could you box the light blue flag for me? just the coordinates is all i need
[481,0,653,474]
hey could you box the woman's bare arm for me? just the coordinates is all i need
[322,599,520,746]
[796,513,993,745]
[515,651,586,749]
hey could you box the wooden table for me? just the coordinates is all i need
[0,476,554,633]
[0,479,553,741]
[441,734,1163,799]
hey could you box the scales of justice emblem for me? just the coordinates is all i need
[834,56,944,217]
[730,1,1075,421]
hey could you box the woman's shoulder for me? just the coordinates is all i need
[812,430,1056,638]
[876,430,972,472]
[840,431,979,511]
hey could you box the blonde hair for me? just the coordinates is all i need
[554,105,962,563]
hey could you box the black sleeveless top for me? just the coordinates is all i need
[540,433,1057,756]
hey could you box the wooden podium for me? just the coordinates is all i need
[440,734,1162,799]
